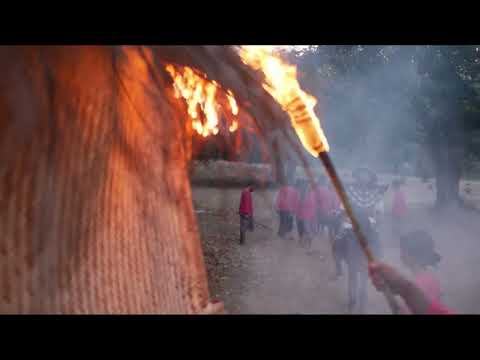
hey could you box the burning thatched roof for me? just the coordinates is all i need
[0,46,309,314]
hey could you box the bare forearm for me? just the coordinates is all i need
[400,280,431,314]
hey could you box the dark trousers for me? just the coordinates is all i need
[316,213,333,234]
[277,210,293,238]
[239,214,253,244]
[297,218,313,248]
[297,218,305,239]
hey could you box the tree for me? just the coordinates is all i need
[415,46,480,207]
[290,45,480,208]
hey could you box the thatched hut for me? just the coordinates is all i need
[0,46,294,313]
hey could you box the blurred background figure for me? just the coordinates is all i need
[331,210,381,313]
[239,184,254,245]
[314,175,330,236]
[295,179,317,253]
[275,179,299,240]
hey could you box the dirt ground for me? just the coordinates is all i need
[194,182,480,314]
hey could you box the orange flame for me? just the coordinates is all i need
[165,64,239,137]
[165,47,328,154]
[238,46,329,156]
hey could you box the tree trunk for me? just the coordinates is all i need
[0,47,211,313]
[432,144,463,208]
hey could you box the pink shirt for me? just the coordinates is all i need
[427,300,453,315]
[315,185,331,216]
[402,271,449,315]
[415,271,442,304]
[415,271,454,314]
[239,188,253,216]
[296,191,317,220]
[276,186,299,212]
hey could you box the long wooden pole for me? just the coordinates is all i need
[318,152,400,314]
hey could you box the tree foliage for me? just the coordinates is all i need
[291,45,480,206]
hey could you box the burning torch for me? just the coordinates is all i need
[239,46,401,314]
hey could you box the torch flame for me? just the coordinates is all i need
[238,46,329,156]
[165,64,239,137]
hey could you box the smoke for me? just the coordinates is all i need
[298,46,417,174]
[197,46,480,314]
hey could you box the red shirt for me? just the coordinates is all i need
[415,271,454,314]
[296,191,317,220]
[276,186,299,212]
[239,188,253,216]
[427,300,453,315]
[415,271,442,304]
[392,189,407,217]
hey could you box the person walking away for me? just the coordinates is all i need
[275,181,299,240]
[295,179,305,242]
[391,179,407,242]
[296,180,317,253]
[330,167,384,281]
[333,211,380,313]
[324,182,342,274]
[239,185,254,245]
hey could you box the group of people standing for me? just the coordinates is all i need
[237,176,340,250]
[237,167,453,314]
[275,176,340,252]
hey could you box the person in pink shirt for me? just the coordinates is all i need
[391,179,408,239]
[238,184,254,245]
[324,182,341,238]
[296,180,317,252]
[369,230,453,314]
[275,181,299,239]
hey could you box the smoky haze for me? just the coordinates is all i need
[196,45,480,314]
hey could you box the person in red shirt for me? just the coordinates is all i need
[369,262,453,315]
[275,181,299,239]
[238,184,254,245]
[296,180,317,252]
[369,230,452,314]
[391,179,408,240]
[323,182,342,239]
